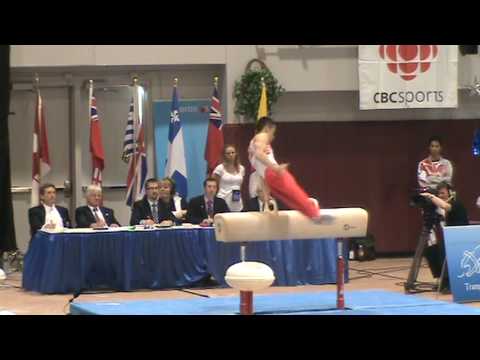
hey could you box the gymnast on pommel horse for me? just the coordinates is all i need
[248,116,322,222]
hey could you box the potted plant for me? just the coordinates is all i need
[234,59,285,122]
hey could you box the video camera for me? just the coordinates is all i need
[410,188,443,232]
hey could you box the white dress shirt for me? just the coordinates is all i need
[42,204,64,230]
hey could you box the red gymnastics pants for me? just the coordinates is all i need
[264,167,320,219]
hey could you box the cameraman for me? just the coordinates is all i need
[417,136,453,191]
[420,182,469,293]
[419,183,468,227]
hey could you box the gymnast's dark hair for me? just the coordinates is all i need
[428,136,443,147]
[256,116,276,133]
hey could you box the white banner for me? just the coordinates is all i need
[359,45,458,110]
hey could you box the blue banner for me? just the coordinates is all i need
[444,225,480,303]
[154,99,210,201]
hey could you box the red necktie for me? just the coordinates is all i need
[207,200,214,217]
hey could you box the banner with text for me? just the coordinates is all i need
[443,225,480,303]
[359,45,458,110]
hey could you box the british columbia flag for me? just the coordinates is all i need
[123,91,148,207]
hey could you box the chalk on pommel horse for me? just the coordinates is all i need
[213,206,369,315]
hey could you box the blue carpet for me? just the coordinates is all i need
[70,289,480,315]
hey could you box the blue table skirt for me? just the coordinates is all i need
[22,228,348,294]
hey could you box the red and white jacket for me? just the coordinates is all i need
[417,156,453,189]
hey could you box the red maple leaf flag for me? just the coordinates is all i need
[31,89,51,206]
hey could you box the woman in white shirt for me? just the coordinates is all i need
[213,145,245,212]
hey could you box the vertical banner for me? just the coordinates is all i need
[443,226,480,303]
[359,45,458,110]
[154,99,210,200]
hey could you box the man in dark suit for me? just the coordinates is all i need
[28,183,71,236]
[75,185,121,228]
[130,178,171,226]
[187,177,230,225]
[244,187,289,212]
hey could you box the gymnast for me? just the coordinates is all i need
[248,116,321,222]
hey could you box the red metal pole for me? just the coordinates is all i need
[337,238,345,310]
[240,291,253,315]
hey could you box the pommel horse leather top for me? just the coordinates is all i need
[214,208,369,243]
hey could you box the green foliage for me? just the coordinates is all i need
[233,67,285,121]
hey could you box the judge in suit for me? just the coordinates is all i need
[28,183,72,236]
[129,178,172,226]
[75,184,121,228]
[187,177,230,226]
[244,186,289,212]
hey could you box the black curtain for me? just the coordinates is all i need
[0,45,17,253]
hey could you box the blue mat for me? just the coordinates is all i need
[70,290,480,315]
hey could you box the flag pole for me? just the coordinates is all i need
[32,74,40,206]
[88,80,94,185]
[132,77,139,204]
[34,73,40,178]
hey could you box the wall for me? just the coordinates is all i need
[8,45,480,253]
[12,45,480,123]
[9,65,224,252]
[224,120,480,253]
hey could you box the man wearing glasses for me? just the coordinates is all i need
[130,178,171,226]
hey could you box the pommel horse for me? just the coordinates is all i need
[214,204,369,315]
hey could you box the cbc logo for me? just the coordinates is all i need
[379,45,438,81]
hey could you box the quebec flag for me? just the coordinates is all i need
[165,85,188,199]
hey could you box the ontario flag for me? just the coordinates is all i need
[123,91,148,207]
[205,84,224,175]
[89,84,105,185]
[165,85,188,199]
[31,89,51,207]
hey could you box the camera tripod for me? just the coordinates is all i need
[404,223,442,293]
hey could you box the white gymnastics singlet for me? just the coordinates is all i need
[248,138,278,178]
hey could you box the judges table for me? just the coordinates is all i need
[22,226,349,294]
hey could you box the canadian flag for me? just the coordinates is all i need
[31,90,51,206]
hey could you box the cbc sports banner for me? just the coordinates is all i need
[359,45,458,110]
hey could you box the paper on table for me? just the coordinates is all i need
[0,310,16,315]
